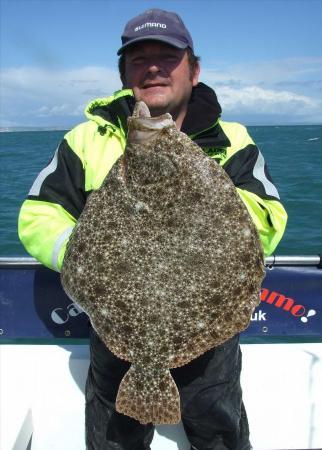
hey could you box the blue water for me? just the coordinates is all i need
[0,126,321,256]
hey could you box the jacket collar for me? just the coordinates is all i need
[86,83,230,148]
[182,83,230,148]
[181,82,221,134]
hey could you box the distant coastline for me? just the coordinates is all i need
[1,124,321,133]
[0,127,69,133]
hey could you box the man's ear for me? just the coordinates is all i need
[118,51,127,88]
[192,61,200,87]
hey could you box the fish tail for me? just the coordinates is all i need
[116,365,181,425]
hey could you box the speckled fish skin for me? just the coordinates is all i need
[61,101,265,425]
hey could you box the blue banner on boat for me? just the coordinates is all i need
[0,263,321,343]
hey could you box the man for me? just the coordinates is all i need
[18,8,287,450]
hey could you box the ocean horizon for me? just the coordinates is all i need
[1,125,321,257]
[1,123,322,133]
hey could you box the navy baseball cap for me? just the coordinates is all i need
[117,8,194,55]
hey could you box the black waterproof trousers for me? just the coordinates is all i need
[85,328,251,450]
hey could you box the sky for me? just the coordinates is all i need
[1,0,322,128]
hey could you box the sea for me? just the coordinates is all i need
[0,125,321,257]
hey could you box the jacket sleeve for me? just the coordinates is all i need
[221,124,287,256]
[18,134,87,271]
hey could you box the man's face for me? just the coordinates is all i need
[123,41,200,122]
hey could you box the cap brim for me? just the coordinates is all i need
[117,35,189,55]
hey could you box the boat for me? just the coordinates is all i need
[1,255,321,449]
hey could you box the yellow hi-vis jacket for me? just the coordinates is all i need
[18,84,287,272]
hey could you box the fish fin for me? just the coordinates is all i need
[116,365,181,425]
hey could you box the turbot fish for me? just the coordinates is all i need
[61,101,265,425]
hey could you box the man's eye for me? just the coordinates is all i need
[163,55,178,62]
[132,58,145,65]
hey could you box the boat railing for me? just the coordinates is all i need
[0,255,321,267]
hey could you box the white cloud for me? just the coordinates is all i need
[215,85,318,113]
[201,56,322,123]
[32,104,84,117]
[203,57,322,87]
[0,57,321,127]
[0,66,121,127]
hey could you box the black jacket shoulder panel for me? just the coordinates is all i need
[223,144,279,200]
[193,122,231,149]
[28,139,87,220]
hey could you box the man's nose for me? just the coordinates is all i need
[147,63,161,74]
[145,58,166,75]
